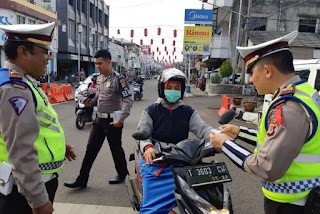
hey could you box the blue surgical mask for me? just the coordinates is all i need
[164,90,181,103]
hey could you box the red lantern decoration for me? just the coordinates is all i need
[173,47,176,52]
[173,29,177,37]
[172,51,174,55]
[169,56,171,60]
[157,27,161,35]
[175,56,177,59]
[140,39,143,45]
[144,28,148,37]
[162,38,164,44]
[130,29,134,38]
[166,51,168,55]
[173,40,175,46]
[150,39,153,45]
[159,51,161,55]
[164,46,167,51]
[152,52,155,56]
[157,47,159,52]
[157,57,159,61]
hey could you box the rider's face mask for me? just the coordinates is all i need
[164,81,181,103]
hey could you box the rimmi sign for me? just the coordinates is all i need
[186,29,210,37]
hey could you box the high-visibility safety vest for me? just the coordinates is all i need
[0,68,65,174]
[256,80,320,203]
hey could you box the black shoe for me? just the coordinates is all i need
[109,175,127,184]
[64,179,87,189]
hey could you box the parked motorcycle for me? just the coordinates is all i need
[133,82,143,101]
[75,91,96,129]
[126,130,233,213]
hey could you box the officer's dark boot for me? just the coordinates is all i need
[64,175,87,189]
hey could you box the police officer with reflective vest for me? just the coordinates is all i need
[0,23,76,214]
[211,31,320,214]
[64,49,133,188]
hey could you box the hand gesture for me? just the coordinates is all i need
[211,133,230,152]
[32,201,54,214]
[110,120,122,128]
[144,147,156,164]
[218,124,240,139]
[83,98,93,107]
[65,144,77,161]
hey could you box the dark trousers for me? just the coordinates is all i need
[0,176,58,214]
[264,197,305,214]
[79,117,128,182]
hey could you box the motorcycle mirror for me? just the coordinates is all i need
[219,109,236,125]
[132,130,149,140]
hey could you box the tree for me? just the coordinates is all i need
[219,60,233,83]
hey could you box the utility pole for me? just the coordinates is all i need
[241,0,252,84]
[232,0,243,84]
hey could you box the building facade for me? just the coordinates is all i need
[0,0,60,74]
[56,0,109,79]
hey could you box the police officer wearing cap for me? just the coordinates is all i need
[211,31,320,214]
[0,23,76,214]
[64,49,133,188]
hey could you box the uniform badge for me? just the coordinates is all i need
[106,81,111,88]
[267,122,276,137]
[8,97,28,116]
[9,70,23,79]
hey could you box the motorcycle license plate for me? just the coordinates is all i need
[185,162,231,187]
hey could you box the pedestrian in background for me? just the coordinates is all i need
[0,22,76,214]
[64,49,133,188]
[211,31,320,214]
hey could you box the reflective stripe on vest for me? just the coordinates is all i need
[257,81,320,203]
[262,177,320,194]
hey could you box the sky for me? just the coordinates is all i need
[104,0,204,63]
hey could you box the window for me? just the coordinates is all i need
[90,3,94,19]
[77,0,80,11]
[69,0,73,6]
[99,10,102,23]
[43,0,51,2]
[28,18,36,24]
[104,14,108,27]
[69,19,76,40]
[82,0,87,14]
[17,15,25,24]
[299,19,316,33]
[295,69,310,82]
[250,17,267,31]
[316,70,320,91]
[27,0,34,3]
[82,26,87,44]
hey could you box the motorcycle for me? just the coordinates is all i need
[75,91,96,129]
[133,82,143,101]
[126,130,233,214]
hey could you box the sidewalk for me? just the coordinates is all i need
[184,84,210,98]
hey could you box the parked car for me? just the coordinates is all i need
[262,59,320,113]
[74,73,99,102]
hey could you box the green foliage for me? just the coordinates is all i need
[211,74,222,84]
[219,60,233,78]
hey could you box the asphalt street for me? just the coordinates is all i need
[53,79,263,214]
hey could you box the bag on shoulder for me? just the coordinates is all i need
[0,161,14,196]
[304,186,320,214]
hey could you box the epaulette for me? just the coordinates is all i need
[114,71,121,77]
[271,98,286,109]
[9,69,23,80]
[280,84,295,96]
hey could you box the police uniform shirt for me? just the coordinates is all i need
[0,61,49,208]
[93,70,133,123]
[243,75,310,182]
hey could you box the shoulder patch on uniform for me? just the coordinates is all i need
[12,81,28,88]
[118,76,131,98]
[280,84,295,96]
[8,97,28,116]
[9,70,23,79]
[267,123,276,136]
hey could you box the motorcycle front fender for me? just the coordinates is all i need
[76,109,85,115]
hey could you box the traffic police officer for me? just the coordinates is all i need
[211,31,320,214]
[64,49,133,188]
[0,23,76,214]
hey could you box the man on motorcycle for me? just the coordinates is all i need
[136,68,216,213]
